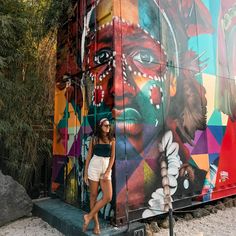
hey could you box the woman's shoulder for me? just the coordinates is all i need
[90,135,99,144]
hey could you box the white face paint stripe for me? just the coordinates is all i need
[81,5,95,64]
[155,119,159,127]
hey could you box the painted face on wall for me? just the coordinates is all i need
[84,0,178,156]
[112,1,180,155]
[113,20,173,154]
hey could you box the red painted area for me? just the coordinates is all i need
[213,119,236,199]
[150,86,161,105]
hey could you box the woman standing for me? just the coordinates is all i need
[83,118,115,235]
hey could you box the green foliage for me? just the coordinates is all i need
[0,0,30,67]
[0,0,57,192]
[43,0,71,33]
[0,73,53,190]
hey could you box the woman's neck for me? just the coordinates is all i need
[100,134,109,143]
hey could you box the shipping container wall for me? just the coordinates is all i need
[52,0,236,224]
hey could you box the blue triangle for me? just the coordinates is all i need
[208,126,224,145]
[209,153,219,166]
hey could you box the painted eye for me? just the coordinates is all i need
[133,50,155,65]
[94,49,112,65]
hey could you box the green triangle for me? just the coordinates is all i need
[208,110,222,125]
[188,158,198,169]
[57,118,67,129]
[82,116,90,126]
[57,103,70,129]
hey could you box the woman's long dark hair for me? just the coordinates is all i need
[95,118,114,142]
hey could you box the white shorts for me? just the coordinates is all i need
[88,155,112,182]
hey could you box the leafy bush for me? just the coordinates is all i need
[0,0,56,193]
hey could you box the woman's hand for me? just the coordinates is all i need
[84,172,89,186]
[103,170,111,180]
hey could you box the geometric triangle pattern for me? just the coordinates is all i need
[208,110,222,125]
[144,160,159,200]
[68,127,83,157]
[208,125,224,145]
[53,90,69,155]
[144,160,157,187]
[57,102,70,129]
[188,158,199,169]
[54,89,67,124]
[191,154,210,172]
[191,130,208,154]
[144,158,159,177]
[81,116,93,134]
[115,159,142,194]
[191,154,211,192]
[57,117,68,129]
[186,130,203,154]
[206,127,221,154]
[67,127,78,155]
[209,153,219,166]
[68,103,81,127]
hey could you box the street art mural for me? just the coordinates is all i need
[52,0,236,225]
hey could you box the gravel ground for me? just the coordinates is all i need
[0,217,63,236]
[1,207,236,236]
[158,206,236,236]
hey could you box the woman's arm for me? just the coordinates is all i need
[104,139,116,177]
[84,138,94,185]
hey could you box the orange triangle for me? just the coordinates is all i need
[191,154,210,172]
[68,103,81,127]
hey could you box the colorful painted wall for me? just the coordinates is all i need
[52,0,236,224]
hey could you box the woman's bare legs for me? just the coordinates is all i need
[84,179,112,230]
[88,179,100,234]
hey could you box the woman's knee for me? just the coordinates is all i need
[103,193,112,203]
[90,192,98,201]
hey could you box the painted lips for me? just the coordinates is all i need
[113,108,143,135]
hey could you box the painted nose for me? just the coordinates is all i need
[112,53,136,109]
